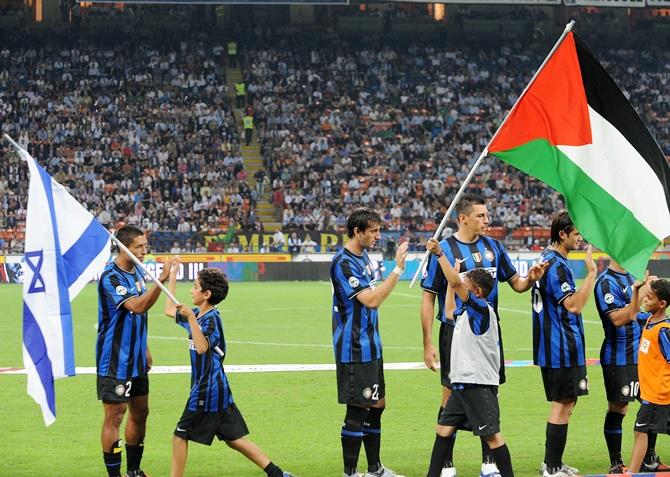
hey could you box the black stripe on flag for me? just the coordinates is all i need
[573,32,670,213]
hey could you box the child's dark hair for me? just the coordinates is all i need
[466,268,494,297]
[346,208,382,238]
[550,210,575,244]
[650,279,670,307]
[115,225,144,247]
[198,268,229,305]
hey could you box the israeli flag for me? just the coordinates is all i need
[8,137,111,425]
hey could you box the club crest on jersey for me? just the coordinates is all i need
[604,293,615,305]
[116,285,127,296]
[349,276,360,288]
[472,253,482,263]
[561,282,571,293]
[362,387,372,399]
[484,250,494,262]
[115,384,126,396]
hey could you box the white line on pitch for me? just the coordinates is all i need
[147,336,421,351]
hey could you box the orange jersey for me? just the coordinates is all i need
[638,318,670,405]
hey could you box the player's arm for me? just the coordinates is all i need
[659,327,670,364]
[561,245,597,314]
[444,263,461,320]
[164,258,182,319]
[355,242,408,309]
[607,271,653,327]
[176,304,209,354]
[426,238,468,302]
[420,290,438,371]
[124,256,179,314]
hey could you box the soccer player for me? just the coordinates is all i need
[164,263,296,477]
[96,225,177,477]
[628,279,670,473]
[331,208,409,477]
[420,194,546,477]
[533,211,596,477]
[595,261,667,473]
[425,238,514,477]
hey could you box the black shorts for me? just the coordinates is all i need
[541,366,588,402]
[97,375,149,403]
[602,364,639,403]
[174,403,249,445]
[633,401,669,434]
[336,359,385,406]
[438,385,500,436]
[439,321,506,388]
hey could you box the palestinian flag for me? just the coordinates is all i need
[489,31,670,278]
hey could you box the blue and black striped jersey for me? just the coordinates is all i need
[595,268,641,366]
[96,262,148,380]
[454,292,493,336]
[420,235,518,325]
[532,249,585,368]
[331,248,381,364]
[176,307,233,412]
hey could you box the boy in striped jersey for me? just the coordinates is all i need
[165,263,295,477]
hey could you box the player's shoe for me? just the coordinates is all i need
[541,467,574,477]
[642,452,670,472]
[344,472,363,477]
[608,462,628,474]
[282,473,298,477]
[440,467,456,477]
[364,465,405,477]
[480,462,501,477]
[125,471,149,477]
[539,463,578,476]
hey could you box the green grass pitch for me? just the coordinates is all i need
[0,280,666,476]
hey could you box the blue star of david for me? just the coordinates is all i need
[24,250,45,294]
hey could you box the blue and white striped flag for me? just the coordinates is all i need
[8,137,111,425]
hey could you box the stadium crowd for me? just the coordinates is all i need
[1,30,669,252]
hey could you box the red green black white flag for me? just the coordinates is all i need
[489,31,670,278]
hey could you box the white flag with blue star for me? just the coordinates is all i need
[9,136,111,425]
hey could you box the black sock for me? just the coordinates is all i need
[264,461,283,477]
[481,435,495,464]
[603,411,624,465]
[363,407,384,473]
[342,405,368,475]
[491,443,514,477]
[126,440,144,472]
[103,440,122,477]
[544,423,568,470]
[427,434,456,477]
[645,433,658,463]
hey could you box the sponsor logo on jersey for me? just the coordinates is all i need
[640,337,650,354]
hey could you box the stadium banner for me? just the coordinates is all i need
[563,0,644,5]
[646,0,670,4]
[204,231,348,252]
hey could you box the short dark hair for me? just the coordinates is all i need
[198,268,229,305]
[466,268,494,298]
[650,279,670,308]
[456,194,486,217]
[550,210,575,244]
[346,208,382,238]
[115,225,145,247]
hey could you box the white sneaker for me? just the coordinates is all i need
[440,467,457,477]
[539,463,579,477]
[364,466,406,477]
[480,462,501,477]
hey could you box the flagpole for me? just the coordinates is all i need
[408,20,575,288]
[4,133,180,305]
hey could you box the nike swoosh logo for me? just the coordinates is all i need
[176,427,186,432]
[635,422,645,427]
[478,425,487,430]
[624,287,629,293]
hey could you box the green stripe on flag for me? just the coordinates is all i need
[491,139,659,278]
